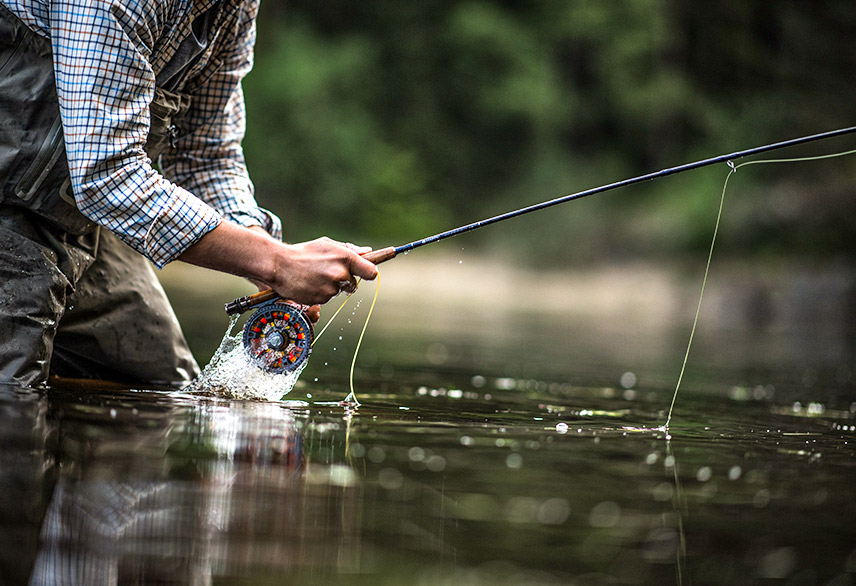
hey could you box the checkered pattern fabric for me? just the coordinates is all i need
[2,0,281,267]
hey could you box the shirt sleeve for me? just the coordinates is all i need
[49,0,224,268]
[157,2,283,243]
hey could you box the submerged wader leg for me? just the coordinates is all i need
[0,208,200,387]
[0,211,68,387]
[51,230,200,387]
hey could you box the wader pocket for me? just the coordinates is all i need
[15,116,65,201]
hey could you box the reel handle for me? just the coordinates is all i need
[224,246,397,315]
[224,288,279,315]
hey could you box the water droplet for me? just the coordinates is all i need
[589,501,621,528]
[355,447,381,466]
[506,453,523,469]
[620,371,637,389]
[426,455,446,472]
[696,466,713,482]
[537,498,570,525]
[378,467,403,490]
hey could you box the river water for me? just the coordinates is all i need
[1,256,854,585]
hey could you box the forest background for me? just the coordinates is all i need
[162,0,856,366]
[237,0,856,266]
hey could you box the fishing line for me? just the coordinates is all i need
[666,439,687,585]
[344,271,381,406]
[664,147,856,430]
[226,127,856,386]
[306,271,381,406]
[312,285,361,346]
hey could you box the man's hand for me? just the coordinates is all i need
[177,221,378,306]
[271,237,377,304]
[303,304,321,324]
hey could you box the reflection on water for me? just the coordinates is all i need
[2,371,854,585]
[0,385,361,585]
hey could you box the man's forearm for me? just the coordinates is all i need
[177,221,279,286]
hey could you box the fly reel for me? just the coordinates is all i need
[240,300,314,373]
[224,246,396,375]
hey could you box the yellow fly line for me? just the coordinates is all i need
[664,147,856,430]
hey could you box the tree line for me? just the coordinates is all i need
[242,1,856,264]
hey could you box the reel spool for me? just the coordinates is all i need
[241,300,314,373]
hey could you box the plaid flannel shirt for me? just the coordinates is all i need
[2,0,281,267]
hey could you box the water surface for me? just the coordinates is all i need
[1,370,854,585]
[3,257,855,585]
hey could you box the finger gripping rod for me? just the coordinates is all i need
[224,247,397,315]
[226,125,856,315]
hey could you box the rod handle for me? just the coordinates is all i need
[224,246,397,315]
[361,246,397,265]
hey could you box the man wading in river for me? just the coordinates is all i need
[0,0,378,387]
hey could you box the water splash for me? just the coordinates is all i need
[185,314,306,401]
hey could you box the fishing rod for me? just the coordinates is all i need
[382,125,856,260]
[226,125,856,373]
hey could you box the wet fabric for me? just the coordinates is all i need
[0,207,200,387]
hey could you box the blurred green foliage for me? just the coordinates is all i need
[242,1,856,265]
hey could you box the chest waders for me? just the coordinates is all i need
[0,5,203,387]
